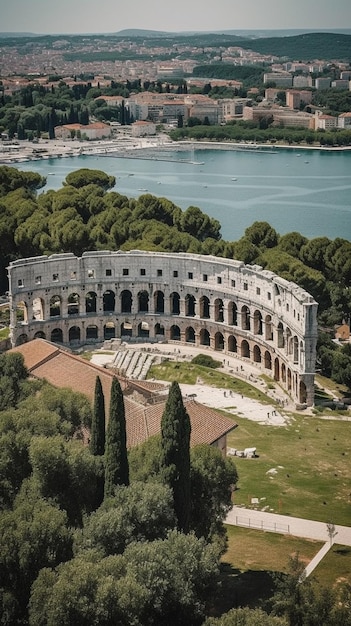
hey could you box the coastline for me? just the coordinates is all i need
[1,135,351,166]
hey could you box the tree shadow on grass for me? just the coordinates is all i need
[212,562,276,617]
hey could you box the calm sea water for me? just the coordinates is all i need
[16,147,351,242]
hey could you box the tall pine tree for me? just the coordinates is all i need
[160,381,191,533]
[104,377,129,498]
[89,376,105,456]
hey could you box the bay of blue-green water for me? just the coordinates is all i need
[17,147,351,242]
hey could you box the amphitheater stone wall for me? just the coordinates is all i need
[8,250,318,406]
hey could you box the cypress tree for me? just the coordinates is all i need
[160,381,191,533]
[104,377,129,498]
[90,376,105,456]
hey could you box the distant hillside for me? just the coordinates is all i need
[237,32,351,61]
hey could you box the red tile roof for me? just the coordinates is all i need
[11,339,237,449]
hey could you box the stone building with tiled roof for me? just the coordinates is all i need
[11,339,237,454]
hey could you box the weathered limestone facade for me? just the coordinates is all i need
[8,250,318,406]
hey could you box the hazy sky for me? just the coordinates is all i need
[1,0,351,34]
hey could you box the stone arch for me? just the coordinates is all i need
[138,290,149,313]
[103,290,115,312]
[34,330,46,340]
[170,292,180,315]
[185,326,195,343]
[277,322,284,348]
[199,295,210,319]
[299,380,307,404]
[287,368,292,390]
[253,344,261,363]
[138,321,149,338]
[185,294,196,317]
[69,325,81,342]
[253,310,263,335]
[121,321,132,337]
[16,333,28,346]
[286,327,292,354]
[121,290,132,313]
[86,291,97,314]
[241,305,250,331]
[228,335,237,353]
[68,293,80,316]
[154,290,164,314]
[51,328,63,343]
[241,339,250,358]
[214,298,224,323]
[105,321,116,339]
[170,325,181,341]
[86,325,98,340]
[199,328,210,346]
[274,357,280,380]
[155,323,165,337]
[265,314,273,341]
[228,301,237,326]
[33,297,45,321]
[50,295,61,317]
[264,350,272,369]
[214,331,224,350]
[281,362,286,382]
[293,336,299,363]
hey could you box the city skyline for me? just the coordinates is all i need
[1,0,351,35]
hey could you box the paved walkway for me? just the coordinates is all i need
[225,505,351,576]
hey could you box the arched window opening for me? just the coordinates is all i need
[68,293,79,316]
[16,333,28,346]
[299,380,307,404]
[154,290,164,314]
[170,325,181,341]
[277,322,284,349]
[241,340,250,358]
[138,321,149,338]
[253,345,261,363]
[241,306,250,331]
[287,368,292,390]
[199,328,210,346]
[138,290,149,313]
[185,294,196,317]
[103,290,115,312]
[121,321,132,338]
[51,328,63,343]
[86,291,97,314]
[214,298,224,323]
[34,331,46,340]
[253,310,263,335]
[185,327,195,343]
[228,335,237,353]
[281,363,286,382]
[155,323,165,337]
[265,315,273,341]
[228,301,237,326]
[215,332,224,351]
[264,351,272,370]
[33,297,45,321]
[170,292,180,315]
[274,357,280,381]
[86,325,98,340]
[121,290,132,314]
[199,296,210,319]
[293,336,299,364]
[50,295,61,318]
[69,325,80,343]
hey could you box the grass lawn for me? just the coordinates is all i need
[148,361,274,404]
[227,412,351,525]
[149,361,351,525]
[215,526,351,614]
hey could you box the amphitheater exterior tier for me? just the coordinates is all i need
[7,250,318,406]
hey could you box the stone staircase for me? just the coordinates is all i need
[110,349,156,380]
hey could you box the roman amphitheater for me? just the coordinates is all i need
[8,250,318,406]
